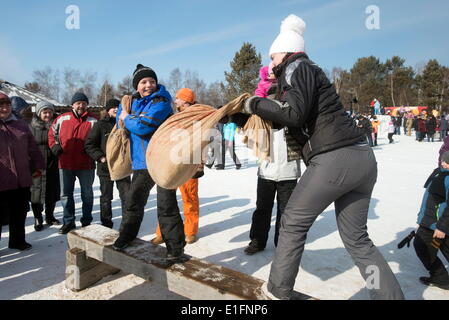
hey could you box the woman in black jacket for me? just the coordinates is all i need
[29,101,60,231]
[426,115,437,142]
[243,14,404,300]
[84,99,130,228]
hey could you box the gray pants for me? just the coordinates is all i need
[267,145,404,300]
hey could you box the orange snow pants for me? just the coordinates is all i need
[156,178,199,237]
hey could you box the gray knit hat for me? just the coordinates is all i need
[442,151,449,165]
[36,100,55,117]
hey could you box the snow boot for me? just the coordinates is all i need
[244,240,265,255]
[45,213,60,226]
[59,222,76,235]
[34,217,44,232]
[420,277,449,290]
[152,250,190,268]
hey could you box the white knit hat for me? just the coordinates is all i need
[269,14,306,56]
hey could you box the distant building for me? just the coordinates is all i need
[0,80,66,108]
[0,80,105,121]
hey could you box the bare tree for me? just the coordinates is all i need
[331,67,344,94]
[62,67,81,104]
[166,68,183,97]
[97,79,116,107]
[24,82,41,94]
[204,81,226,107]
[31,66,60,101]
[79,70,98,103]
[117,75,133,97]
[61,68,97,104]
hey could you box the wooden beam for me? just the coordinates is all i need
[66,225,315,300]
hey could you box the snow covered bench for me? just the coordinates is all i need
[65,224,314,300]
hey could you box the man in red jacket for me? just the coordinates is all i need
[48,92,98,234]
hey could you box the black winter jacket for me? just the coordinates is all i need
[85,115,116,177]
[249,52,364,165]
[29,115,60,204]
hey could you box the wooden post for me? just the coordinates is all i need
[66,247,120,292]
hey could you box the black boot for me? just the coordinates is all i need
[112,235,133,251]
[34,217,44,232]
[45,214,60,226]
[419,276,449,290]
[244,239,265,255]
[33,211,44,232]
[9,242,32,251]
[151,250,190,268]
[59,222,76,234]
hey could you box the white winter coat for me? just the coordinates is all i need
[258,128,301,182]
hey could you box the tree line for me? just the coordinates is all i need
[24,42,449,113]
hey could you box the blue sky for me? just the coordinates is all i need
[1,0,449,89]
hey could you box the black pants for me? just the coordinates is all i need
[31,201,56,221]
[366,133,374,147]
[418,132,425,142]
[373,133,378,146]
[388,133,394,143]
[0,188,30,247]
[99,176,130,228]
[249,178,297,248]
[414,226,449,284]
[118,170,185,254]
[223,140,241,166]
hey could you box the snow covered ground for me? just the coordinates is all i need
[1,120,448,300]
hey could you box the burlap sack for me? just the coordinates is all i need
[106,95,132,181]
[241,115,272,161]
[147,93,251,189]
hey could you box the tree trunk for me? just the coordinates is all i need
[390,74,396,108]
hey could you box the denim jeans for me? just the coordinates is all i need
[60,169,95,225]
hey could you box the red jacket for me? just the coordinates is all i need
[417,118,427,133]
[48,110,98,170]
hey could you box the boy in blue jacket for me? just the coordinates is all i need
[113,64,186,265]
[414,151,449,290]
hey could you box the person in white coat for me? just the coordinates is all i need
[244,126,301,255]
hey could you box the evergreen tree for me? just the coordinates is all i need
[349,56,387,113]
[421,59,448,110]
[224,42,262,101]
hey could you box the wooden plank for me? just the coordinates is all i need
[67,224,315,300]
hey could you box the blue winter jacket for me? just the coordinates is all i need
[417,168,449,234]
[116,84,172,170]
[223,122,237,141]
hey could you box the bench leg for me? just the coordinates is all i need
[66,248,120,292]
